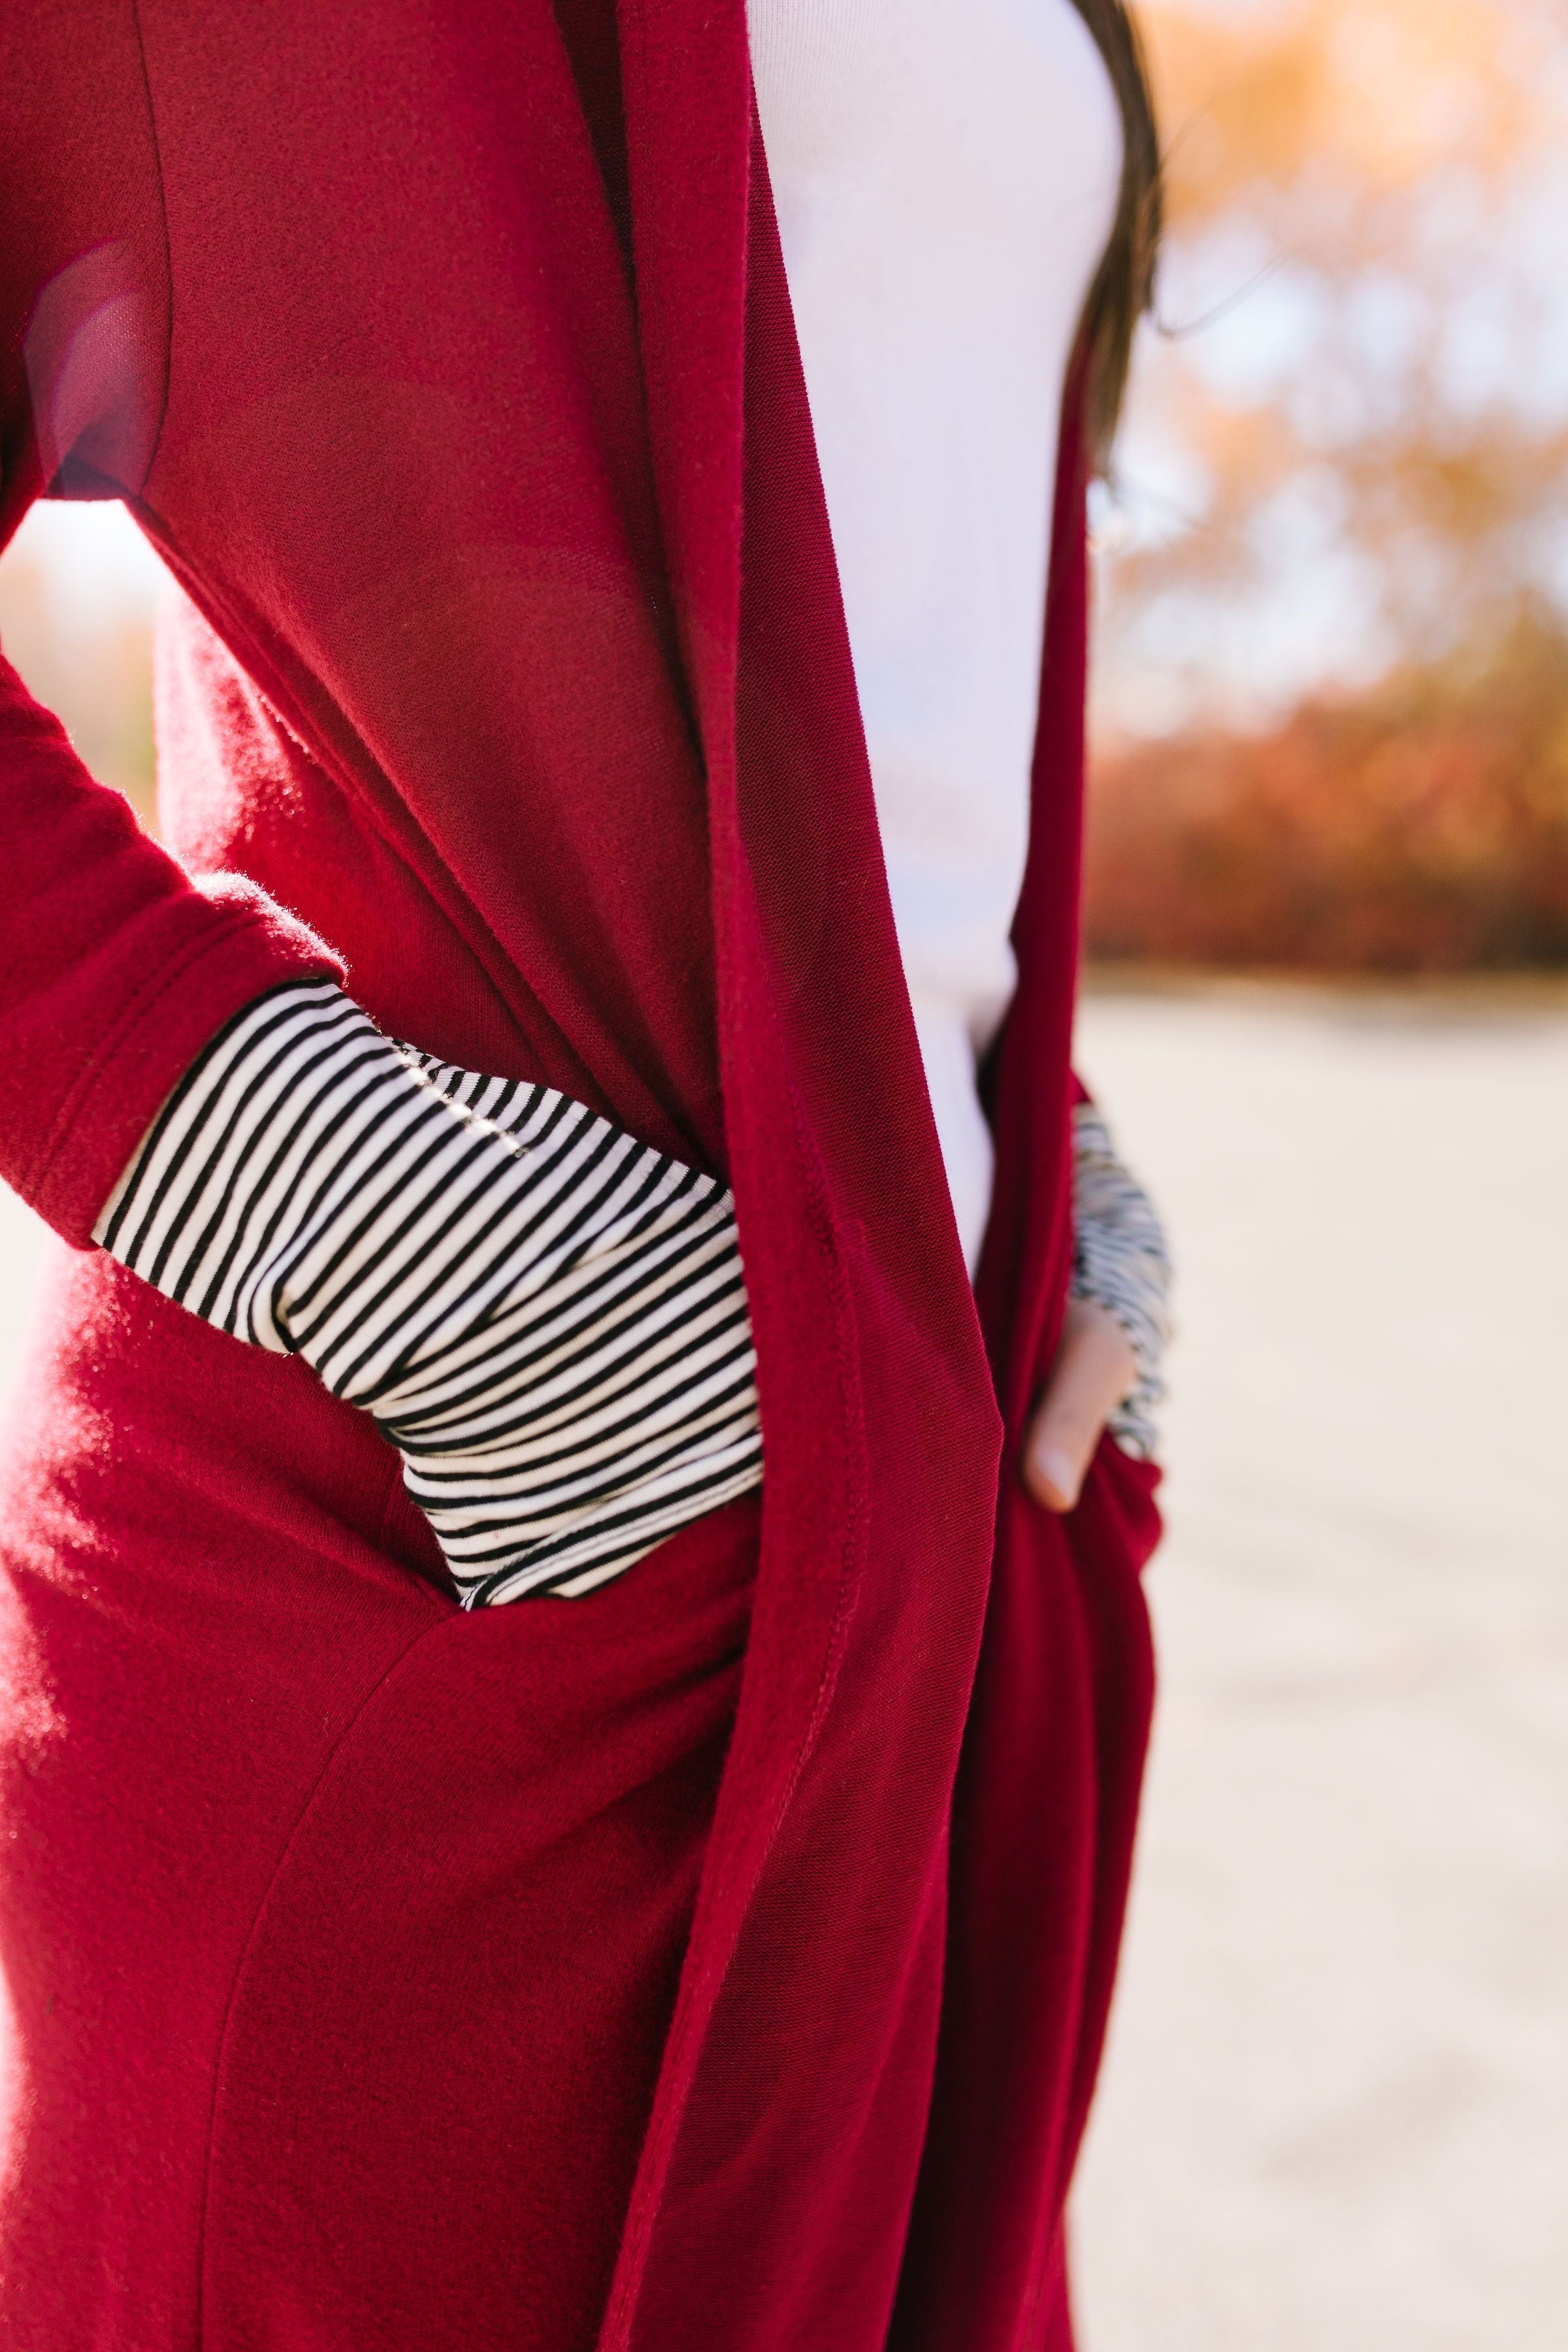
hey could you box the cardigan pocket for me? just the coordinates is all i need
[96,978,764,1608]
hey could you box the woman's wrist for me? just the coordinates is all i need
[1067,1100,1173,1462]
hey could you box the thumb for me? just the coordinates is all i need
[1023,1299,1138,1514]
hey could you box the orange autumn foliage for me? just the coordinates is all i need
[1086,1,1568,968]
[1086,612,1568,970]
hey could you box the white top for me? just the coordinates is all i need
[748,0,1122,1269]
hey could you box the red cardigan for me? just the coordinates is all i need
[0,5,1160,2346]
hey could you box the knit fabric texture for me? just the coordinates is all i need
[95,979,764,1603]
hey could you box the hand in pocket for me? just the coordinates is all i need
[1023,1296,1139,1513]
[97,981,764,1603]
[1024,1099,1173,1512]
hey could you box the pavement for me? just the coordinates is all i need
[1,980,1564,2347]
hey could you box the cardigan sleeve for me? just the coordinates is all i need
[93,975,764,1604]
[0,3,342,1245]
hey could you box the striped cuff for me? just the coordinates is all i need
[1069,1101,1173,1462]
[94,979,764,1605]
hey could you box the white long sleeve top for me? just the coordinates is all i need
[748,0,1124,1269]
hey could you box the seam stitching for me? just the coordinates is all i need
[126,0,175,494]
[191,1605,456,2345]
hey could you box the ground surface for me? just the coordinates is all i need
[1070,980,1568,2352]
[1,982,1563,2348]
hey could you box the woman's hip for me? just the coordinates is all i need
[0,1240,760,2346]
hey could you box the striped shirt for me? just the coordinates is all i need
[95,979,765,1604]
[1070,1100,1173,1460]
[95,985,1171,1607]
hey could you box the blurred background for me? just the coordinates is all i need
[1,0,1565,2343]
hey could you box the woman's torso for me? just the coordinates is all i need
[749,0,1122,1266]
[0,12,1153,2342]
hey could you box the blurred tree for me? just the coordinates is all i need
[1088,0,1568,968]
[1100,0,1568,724]
[1089,602,1568,968]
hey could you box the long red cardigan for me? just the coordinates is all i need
[0,5,1161,2345]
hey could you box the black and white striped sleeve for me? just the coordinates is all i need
[93,978,764,1605]
[1070,1100,1173,1462]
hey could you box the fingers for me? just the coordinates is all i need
[1022,1298,1138,1514]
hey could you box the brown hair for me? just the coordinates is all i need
[1066,0,1162,463]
